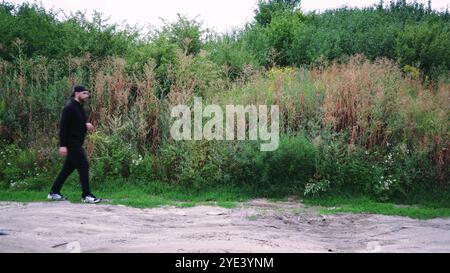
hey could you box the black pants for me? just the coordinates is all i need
[51,144,90,197]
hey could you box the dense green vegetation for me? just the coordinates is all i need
[0,1,449,216]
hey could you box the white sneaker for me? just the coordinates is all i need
[82,194,101,204]
[47,193,67,201]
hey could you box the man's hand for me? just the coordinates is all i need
[86,122,95,132]
[59,147,68,157]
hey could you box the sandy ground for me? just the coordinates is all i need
[0,199,449,253]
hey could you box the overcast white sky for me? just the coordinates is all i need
[9,0,450,33]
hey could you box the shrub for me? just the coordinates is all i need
[0,143,45,189]
[258,135,316,191]
[89,131,136,181]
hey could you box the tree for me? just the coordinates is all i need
[254,0,301,27]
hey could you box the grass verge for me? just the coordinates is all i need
[304,195,450,219]
[1,184,450,219]
[0,183,252,209]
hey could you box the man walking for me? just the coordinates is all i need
[48,85,101,203]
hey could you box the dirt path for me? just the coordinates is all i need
[1,199,449,253]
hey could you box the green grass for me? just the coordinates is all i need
[1,182,450,219]
[304,196,450,220]
[0,183,251,209]
[0,190,49,203]
[216,201,237,208]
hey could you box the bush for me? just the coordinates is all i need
[0,142,45,189]
[0,3,136,61]
[206,33,260,80]
[254,0,301,27]
[395,20,450,78]
[257,135,316,191]
[89,131,136,182]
